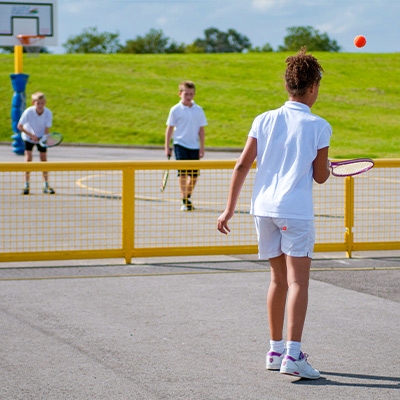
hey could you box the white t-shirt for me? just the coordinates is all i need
[166,100,207,149]
[249,101,332,220]
[18,106,53,143]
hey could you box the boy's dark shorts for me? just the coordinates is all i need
[24,140,47,153]
[174,144,200,177]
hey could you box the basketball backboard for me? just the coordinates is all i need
[0,0,57,46]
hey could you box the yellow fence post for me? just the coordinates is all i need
[122,167,135,264]
[344,176,354,258]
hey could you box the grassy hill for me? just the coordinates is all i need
[0,52,399,158]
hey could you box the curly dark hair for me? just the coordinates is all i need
[285,47,323,97]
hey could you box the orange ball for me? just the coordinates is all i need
[354,35,366,48]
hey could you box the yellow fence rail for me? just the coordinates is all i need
[0,159,399,263]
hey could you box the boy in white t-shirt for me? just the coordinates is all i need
[165,81,207,211]
[217,48,332,379]
[17,92,55,195]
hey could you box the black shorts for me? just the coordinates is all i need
[24,140,47,153]
[174,144,200,177]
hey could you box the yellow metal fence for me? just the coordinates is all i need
[0,159,399,263]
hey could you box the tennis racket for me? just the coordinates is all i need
[329,158,374,177]
[159,153,171,192]
[38,132,63,148]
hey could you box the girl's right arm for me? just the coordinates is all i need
[217,136,257,235]
[313,146,330,184]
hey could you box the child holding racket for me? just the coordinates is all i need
[217,48,332,379]
[17,92,55,195]
[165,81,207,211]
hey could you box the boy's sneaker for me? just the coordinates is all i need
[181,199,194,211]
[280,352,320,379]
[266,350,286,370]
[21,188,30,195]
[43,187,55,194]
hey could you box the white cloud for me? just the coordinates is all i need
[61,0,96,15]
[157,17,168,26]
[251,0,321,11]
[251,0,281,11]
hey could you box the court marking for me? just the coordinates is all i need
[75,173,360,218]
[1,266,399,281]
[76,172,234,207]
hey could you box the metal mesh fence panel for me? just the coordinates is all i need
[0,159,399,262]
[0,168,122,254]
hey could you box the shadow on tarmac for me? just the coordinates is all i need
[293,371,400,389]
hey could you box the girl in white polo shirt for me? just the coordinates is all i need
[217,48,332,379]
[17,92,55,195]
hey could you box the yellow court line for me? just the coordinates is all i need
[76,172,122,196]
[0,269,268,281]
[1,266,399,282]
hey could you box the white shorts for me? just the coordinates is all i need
[254,216,315,259]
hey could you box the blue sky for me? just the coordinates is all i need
[55,0,400,53]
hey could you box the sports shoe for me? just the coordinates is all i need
[21,188,29,195]
[180,199,194,211]
[43,187,55,194]
[266,350,286,370]
[280,352,320,379]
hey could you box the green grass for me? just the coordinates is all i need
[1,52,399,158]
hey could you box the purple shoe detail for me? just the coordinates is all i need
[283,355,297,362]
[267,351,283,357]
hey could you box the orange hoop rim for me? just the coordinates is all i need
[17,35,46,46]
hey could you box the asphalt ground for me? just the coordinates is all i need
[1,144,400,399]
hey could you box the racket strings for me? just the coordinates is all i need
[332,161,373,176]
[44,133,62,147]
[46,137,57,146]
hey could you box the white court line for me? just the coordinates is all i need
[75,173,237,209]
[76,173,400,214]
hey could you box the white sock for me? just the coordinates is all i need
[269,339,285,354]
[286,341,301,360]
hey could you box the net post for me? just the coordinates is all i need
[122,167,135,264]
[14,45,23,74]
[344,176,354,258]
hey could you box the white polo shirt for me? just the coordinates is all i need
[166,100,207,149]
[18,106,53,143]
[249,101,332,220]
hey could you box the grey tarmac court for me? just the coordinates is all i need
[1,144,399,399]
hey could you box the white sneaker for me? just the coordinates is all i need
[180,201,194,211]
[266,350,286,370]
[280,352,320,379]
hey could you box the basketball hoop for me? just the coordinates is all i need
[16,35,46,57]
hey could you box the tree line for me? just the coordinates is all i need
[63,26,340,54]
[0,26,340,54]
